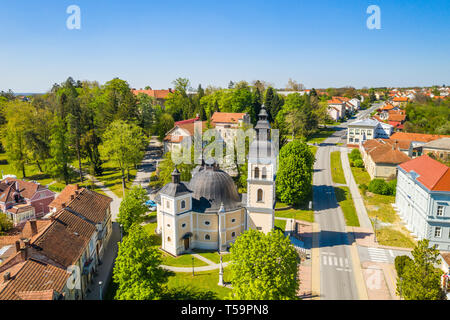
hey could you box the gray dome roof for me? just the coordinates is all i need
[188,165,241,213]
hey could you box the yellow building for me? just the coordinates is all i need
[156,107,277,256]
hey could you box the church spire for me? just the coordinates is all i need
[255,105,270,141]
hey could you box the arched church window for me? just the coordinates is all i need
[257,189,263,202]
[262,167,267,179]
[205,234,211,240]
[181,200,186,209]
[254,167,260,179]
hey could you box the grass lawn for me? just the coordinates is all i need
[348,156,371,186]
[307,128,336,144]
[275,202,314,223]
[166,267,232,300]
[363,193,397,223]
[310,145,318,157]
[334,187,360,227]
[92,160,137,198]
[274,219,287,231]
[376,228,416,248]
[191,249,232,264]
[330,151,346,185]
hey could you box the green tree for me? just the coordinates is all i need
[100,120,146,197]
[0,213,13,234]
[230,229,300,300]
[113,224,168,300]
[264,87,284,123]
[49,115,74,184]
[276,140,315,206]
[395,255,413,279]
[154,111,175,142]
[118,185,150,234]
[397,239,443,300]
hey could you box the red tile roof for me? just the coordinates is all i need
[132,89,173,99]
[362,139,411,165]
[399,155,450,192]
[211,112,247,124]
[393,97,408,102]
[390,132,450,143]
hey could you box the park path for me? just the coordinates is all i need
[161,261,231,273]
[339,147,373,230]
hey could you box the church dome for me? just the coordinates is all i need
[188,163,241,213]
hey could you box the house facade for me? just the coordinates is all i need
[394,155,450,250]
[347,119,393,146]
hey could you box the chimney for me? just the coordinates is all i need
[70,194,75,200]
[62,202,66,208]
[30,220,38,236]
[3,272,11,281]
[15,240,20,252]
[20,240,29,261]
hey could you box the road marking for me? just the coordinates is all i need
[368,247,389,263]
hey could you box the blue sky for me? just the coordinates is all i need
[0,0,449,92]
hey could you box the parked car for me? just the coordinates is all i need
[146,200,157,211]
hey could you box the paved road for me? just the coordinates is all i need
[314,128,359,300]
[358,246,412,264]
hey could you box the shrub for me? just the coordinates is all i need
[0,213,13,234]
[368,179,393,195]
[353,159,364,168]
[388,179,397,196]
[349,149,362,162]
[395,255,413,279]
[359,183,368,195]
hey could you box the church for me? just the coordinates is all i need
[155,106,277,256]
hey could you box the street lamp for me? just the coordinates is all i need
[192,257,195,277]
[99,281,103,301]
[119,224,123,241]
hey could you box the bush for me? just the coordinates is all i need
[359,183,368,195]
[368,179,395,195]
[0,213,13,234]
[353,159,364,168]
[349,149,362,162]
[395,255,413,279]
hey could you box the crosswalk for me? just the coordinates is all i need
[321,252,351,272]
[367,247,389,263]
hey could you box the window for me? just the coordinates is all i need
[435,227,442,238]
[205,234,210,240]
[262,167,267,179]
[231,232,236,238]
[167,237,171,242]
[349,138,354,142]
[204,221,210,226]
[256,227,262,231]
[166,201,170,209]
[437,206,444,217]
[167,224,171,228]
[231,218,236,223]
[254,167,260,179]
[257,189,263,202]
[181,223,186,228]
[181,200,186,209]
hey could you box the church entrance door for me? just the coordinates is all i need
[184,237,189,250]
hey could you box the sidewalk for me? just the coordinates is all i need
[348,226,413,252]
[85,222,121,300]
[340,148,373,230]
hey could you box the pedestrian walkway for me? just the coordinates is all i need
[340,148,373,230]
[161,262,231,273]
[367,247,389,263]
[191,253,216,266]
[85,223,121,300]
[321,252,352,272]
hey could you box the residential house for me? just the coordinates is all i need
[420,138,450,163]
[392,96,409,107]
[132,88,174,107]
[390,132,450,158]
[210,112,251,142]
[0,179,55,224]
[360,139,411,179]
[163,117,206,154]
[394,155,450,250]
[347,119,393,146]
[0,186,113,300]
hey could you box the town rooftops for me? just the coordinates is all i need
[348,118,380,128]
[399,155,450,192]
[211,112,247,124]
[0,259,68,300]
[362,139,411,165]
[390,132,450,143]
[393,97,409,102]
[422,138,450,150]
[0,178,48,201]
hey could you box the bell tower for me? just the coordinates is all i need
[246,105,276,234]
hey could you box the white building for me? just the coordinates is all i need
[394,155,450,250]
[347,119,393,145]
